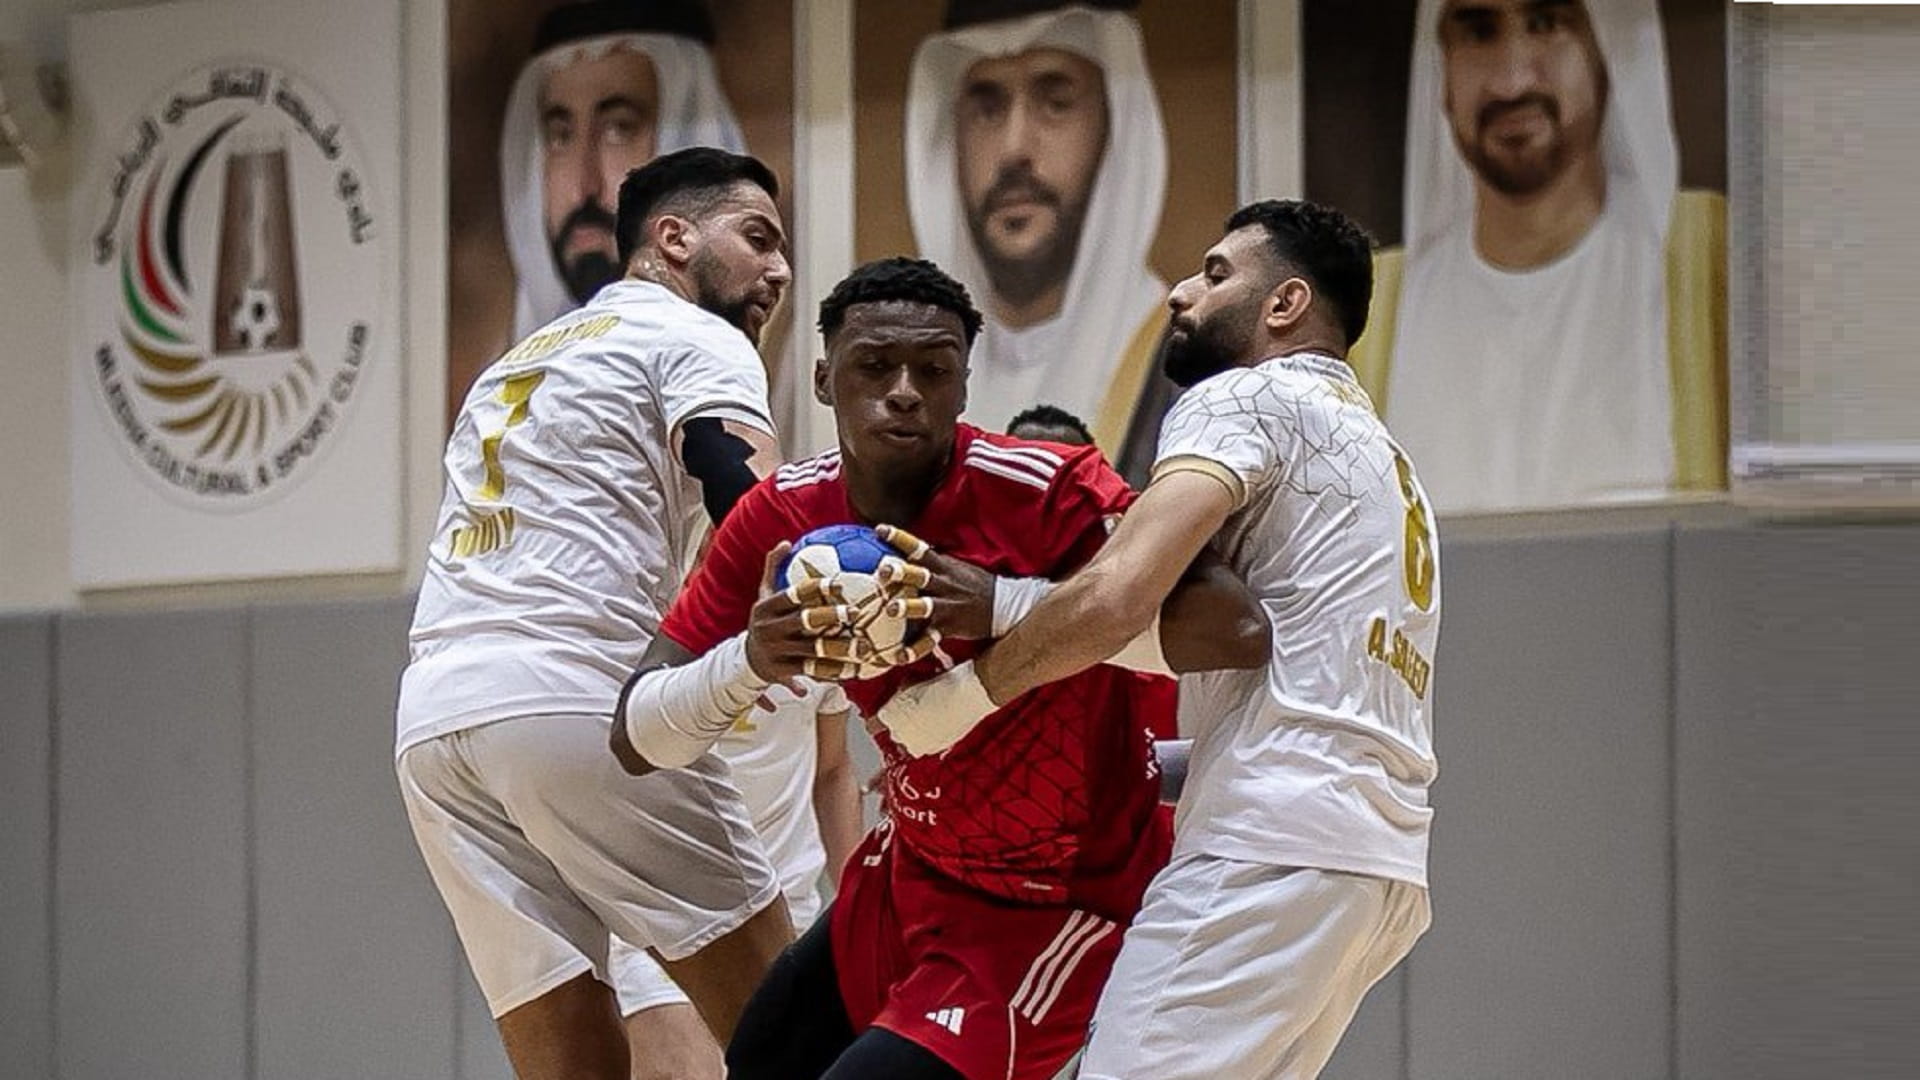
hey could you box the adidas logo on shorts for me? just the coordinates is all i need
[925,1006,966,1035]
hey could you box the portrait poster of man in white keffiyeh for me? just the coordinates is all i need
[1311,0,1730,514]
[446,0,799,435]
[851,0,1238,478]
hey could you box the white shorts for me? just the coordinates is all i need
[1079,853,1429,1080]
[606,881,823,1016]
[397,713,780,1018]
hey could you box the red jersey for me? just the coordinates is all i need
[662,425,1170,920]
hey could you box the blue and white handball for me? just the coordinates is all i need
[778,524,912,675]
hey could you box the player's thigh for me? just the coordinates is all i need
[1270,879,1432,1080]
[495,972,628,1080]
[1079,855,1406,1080]
[621,1002,723,1080]
[469,712,781,960]
[724,910,858,1080]
[658,893,793,1044]
[397,734,610,1017]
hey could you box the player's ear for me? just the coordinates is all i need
[1268,277,1312,332]
[813,355,833,406]
[654,214,696,267]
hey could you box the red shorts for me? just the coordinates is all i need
[830,825,1126,1080]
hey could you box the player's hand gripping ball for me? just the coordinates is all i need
[777,524,924,677]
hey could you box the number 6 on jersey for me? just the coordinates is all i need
[1394,450,1436,612]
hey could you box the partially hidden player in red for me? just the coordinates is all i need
[611,256,1268,1079]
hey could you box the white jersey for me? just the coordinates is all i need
[1154,352,1440,886]
[714,679,851,921]
[396,280,773,756]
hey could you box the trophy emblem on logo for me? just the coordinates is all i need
[213,136,301,356]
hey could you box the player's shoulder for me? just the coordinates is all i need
[773,448,844,495]
[1176,360,1337,424]
[763,449,848,524]
[960,428,1093,496]
[1201,361,1292,401]
[667,305,763,368]
[490,306,630,373]
[585,281,760,366]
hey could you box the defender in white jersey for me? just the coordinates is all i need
[396,148,795,1080]
[884,199,1436,1078]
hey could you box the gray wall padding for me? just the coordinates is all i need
[250,597,457,1080]
[1675,523,1920,1080]
[1408,532,1676,1079]
[0,617,54,1079]
[2,523,1915,1078]
[55,610,250,1080]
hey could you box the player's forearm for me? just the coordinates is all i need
[976,558,1156,705]
[812,755,864,879]
[1158,556,1269,672]
[976,475,1232,703]
[613,633,765,773]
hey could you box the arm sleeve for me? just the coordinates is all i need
[1150,367,1285,511]
[656,336,775,438]
[659,482,788,655]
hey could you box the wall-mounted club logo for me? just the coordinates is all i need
[83,63,381,506]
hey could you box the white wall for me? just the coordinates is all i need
[0,0,446,613]
[1764,5,1920,448]
[0,163,72,610]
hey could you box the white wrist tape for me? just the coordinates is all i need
[991,576,1056,638]
[1107,614,1174,677]
[622,633,768,769]
[877,659,997,757]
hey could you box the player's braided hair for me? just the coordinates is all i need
[1225,199,1375,347]
[817,257,985,346]
[615,147,780,267]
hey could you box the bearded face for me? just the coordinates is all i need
[1439,0,1608,198]
[954,47,1110,309]
[539,47,661,302]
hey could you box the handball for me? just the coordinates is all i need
[778,524,916,676]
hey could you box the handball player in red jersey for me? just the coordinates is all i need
[612,257,1267,1079]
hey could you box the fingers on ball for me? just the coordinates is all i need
[883,629,941,667]
[877,524,932,562]
[885,596,936,621]
[876,556,931,591]
[783,577,831,607]
[799,605,849,634]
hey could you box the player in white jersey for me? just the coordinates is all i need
[882,199,1438,1078]
[396,148,795,1080]
[606,680,862,1021]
